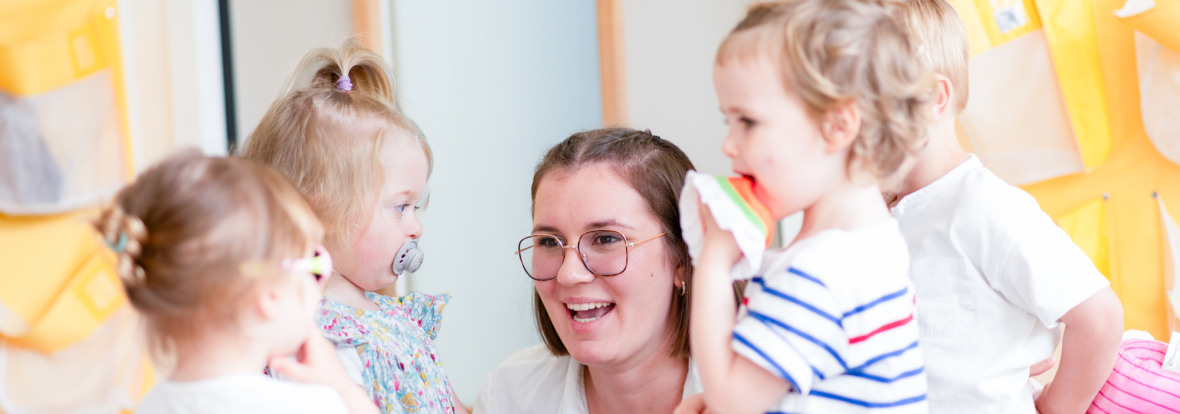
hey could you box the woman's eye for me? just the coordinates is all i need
[537,237,562,249]
[592,234,623,246]
[740,117,756,128]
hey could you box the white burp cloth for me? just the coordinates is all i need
[679,170,774,280]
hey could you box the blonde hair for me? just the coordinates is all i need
[95,151,323,350]
[237,40,431,253]
[892,0,969,112]
[717,0,934,178]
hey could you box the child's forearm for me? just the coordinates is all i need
[691,250,786,414]
[1035,288,1123,414]
[691,249,740,395]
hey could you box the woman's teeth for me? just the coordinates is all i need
[566,302,615,323]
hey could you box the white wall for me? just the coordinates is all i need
[390,0,603,404]
[228,0,355,142]
[620,0,750,175]
[120,0,228,169]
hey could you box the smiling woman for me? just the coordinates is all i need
[475,128,723,414]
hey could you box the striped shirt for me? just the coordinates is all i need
[733,219,928,413]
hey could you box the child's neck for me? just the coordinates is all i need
[899,117,969,199]
[170,329,269,382]
[323,273,381,311]
[795,180,891,244]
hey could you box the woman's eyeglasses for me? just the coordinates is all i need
[515,230,666,281]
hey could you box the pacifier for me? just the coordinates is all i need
[392,239,424,275]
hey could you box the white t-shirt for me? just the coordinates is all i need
[890,155,1110,413]
[474,344,701,414]
[734,219,928,413]
[135,374,348,414]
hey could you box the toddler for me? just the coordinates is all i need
[885,1,1123,412]
[98,152,376,414]
[237,41,464,414]
[679,0,934,412]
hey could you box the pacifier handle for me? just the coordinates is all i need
[392,240,424,275]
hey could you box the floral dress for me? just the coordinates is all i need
[318,292,456,414]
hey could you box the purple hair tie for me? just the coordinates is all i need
[336,74,353,91]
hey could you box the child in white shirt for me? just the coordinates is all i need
[884,1,1124,412]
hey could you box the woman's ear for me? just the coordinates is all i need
[822,102,861,153]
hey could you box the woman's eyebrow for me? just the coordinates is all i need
[532,224,560,234]
[588,219,634,230]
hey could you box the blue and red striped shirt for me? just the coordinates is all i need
[732,219,928,413]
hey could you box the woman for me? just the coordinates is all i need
[476,128,709,413]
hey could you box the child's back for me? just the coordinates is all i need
[738,220,923,412]
[138,374,345,414]
[890,154,1108,412]
[887,1,1124,412]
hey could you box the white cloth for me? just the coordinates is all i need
[734,219,928,413]
[136,374,348,414]
[680,171,772,280]
[890,155,1110,414]
[474,344,701,414]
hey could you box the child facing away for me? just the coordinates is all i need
[678,0,934,412]
[883,1,1123,413]
[236,41,466,414]
[97,152,377,414]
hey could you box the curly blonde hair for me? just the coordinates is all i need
[236,40,431,254]
[717,0,934,178]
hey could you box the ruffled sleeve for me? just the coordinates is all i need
[316,297,371,347]
[386,292,451,340]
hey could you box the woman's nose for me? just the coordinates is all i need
[554,247,594,286]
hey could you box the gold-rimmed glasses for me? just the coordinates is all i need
[515,230,666,281]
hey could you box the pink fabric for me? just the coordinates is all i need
[1087,339,1180,413]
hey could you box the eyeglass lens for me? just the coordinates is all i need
[518,230,629,280]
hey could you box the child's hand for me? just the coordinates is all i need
[268,331,351,388]
[269,331,379,414]
[673,393,709,414]
[698,200,741,266]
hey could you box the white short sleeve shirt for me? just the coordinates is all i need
[135,374,348,414]
[891,155,1110,413]
[474,344,701,414]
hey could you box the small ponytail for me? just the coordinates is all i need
[287,39,400,111]
[96,204,149,288]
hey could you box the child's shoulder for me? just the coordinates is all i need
[768,220,909,289]
[138,375,347,414]
[937,156,1043,217]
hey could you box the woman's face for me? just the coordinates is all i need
[532,163,682,368]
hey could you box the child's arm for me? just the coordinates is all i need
[1033,288,1123,414]
[691,210,791,414]
[451,389,470,414]
[270,332,380,414]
